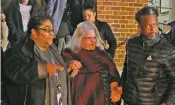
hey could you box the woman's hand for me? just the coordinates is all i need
[1,13,6,21]
[68,60,82,77]
[110,82,122,102]
[47,64,64,76]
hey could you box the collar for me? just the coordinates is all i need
[141,34,161,46]
[21,37,35,58]
[21,37,64,66]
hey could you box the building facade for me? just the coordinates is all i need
[97,0,174,70]
[97,0,148,70]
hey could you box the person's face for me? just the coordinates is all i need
[83,10,96,23]
[139,14,159,39]
[32,20,54,48]
[81,30,97,50]
[21,0,29,5]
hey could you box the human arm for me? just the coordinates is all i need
[3,49,46,85]
[110,82,122,102]
[62,48,82,77]
[162,48,175,105]
[108,60,122,103]
[47,64,64,76]
[1,13,7,41]
[5,2,23,43]
[5,3,16,40]
[67,60,82,77]
[107,50,127,102]
[118,55,127,89]
[104,22,117,58]
[110,55,127,103]
[45,0,56,17]
[1,13,6,21]
[99,50,121,102]
[3,48,63,85]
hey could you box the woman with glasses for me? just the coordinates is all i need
[2,16,81,105]
[62,21,122,105]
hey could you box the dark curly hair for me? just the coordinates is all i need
[135,6,159,24]
[27,16,52,37]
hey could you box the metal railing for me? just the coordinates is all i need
[158,22,168,31]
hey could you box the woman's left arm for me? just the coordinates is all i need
[103,51,122,102]
[161,48,175,105]
[104,22,117,58]
[62,49,82,77]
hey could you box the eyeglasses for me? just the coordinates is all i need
[144,23,158,29]
[38,28,54,33]
[83,37,97,40]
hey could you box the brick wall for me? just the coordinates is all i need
[97,0,148,70]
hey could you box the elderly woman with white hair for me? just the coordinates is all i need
[62,21,122,105]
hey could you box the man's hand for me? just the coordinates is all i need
[161,103,167,105]
[110,82,122,102]
[68,60,82,77]
[47,64,64,76]
[110,88,122,102]
[1,14,6,21]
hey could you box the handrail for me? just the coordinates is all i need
[158,22,168,31]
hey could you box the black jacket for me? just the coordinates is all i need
[6,1,25,45]
[6,0,46,45]
[1,48,10,105]
[30,0,47,17]
[2,37,71,105]
[95,20,117,58]
[163,21,175,46]
[120,35,175,105]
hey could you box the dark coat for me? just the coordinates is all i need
[1,83,10,105]
[1,0,12,13]
[1,48,11,105]
[62,48,120,105]
[95,20,117,58]
[2,37,72,105]
[6,0,46,45]
[120,35,175,105]
[6,1,26,45]
[46,0,67,37]
[30,0,47,17]
[163,21,175,46]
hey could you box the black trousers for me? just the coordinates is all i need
[115,100,121,105]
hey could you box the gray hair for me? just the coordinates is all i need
[66,21,105,53]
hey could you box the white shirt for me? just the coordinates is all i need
[19,3,32,32]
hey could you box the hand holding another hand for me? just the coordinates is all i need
[110,82,122,103]
[47,64,64,76]
[68,60,82,77]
